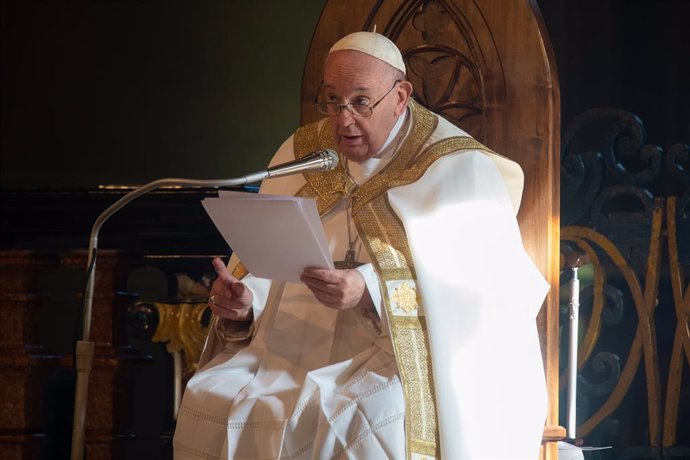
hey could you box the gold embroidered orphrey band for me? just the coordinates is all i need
[290,100,493,459]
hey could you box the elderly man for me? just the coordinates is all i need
[173,32,548,459]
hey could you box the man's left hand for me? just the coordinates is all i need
[300,267,373,310]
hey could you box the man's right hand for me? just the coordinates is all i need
[208,257,253,321]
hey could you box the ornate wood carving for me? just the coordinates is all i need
[384,0,490,139]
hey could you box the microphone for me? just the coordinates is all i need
[237,149,339,183]
[265,149,339,179]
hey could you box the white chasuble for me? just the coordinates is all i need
[174,100,548,460]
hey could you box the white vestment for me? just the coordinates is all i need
[174,103,549,460]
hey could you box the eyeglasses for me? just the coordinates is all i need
[314,80,401,118]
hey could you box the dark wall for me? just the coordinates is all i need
[2,1,687,189]
[538,0,689,147]
[1,0,326,188]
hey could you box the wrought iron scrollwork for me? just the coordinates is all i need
[666,142,690,184]
[578,352,622,397]
[562,108,662,185]
[561,108,667,226]
[561,108,690,457]
[562,150,604,225]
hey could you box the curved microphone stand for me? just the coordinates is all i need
[71,150,338,460]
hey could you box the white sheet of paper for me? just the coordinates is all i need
[202,191,333,283]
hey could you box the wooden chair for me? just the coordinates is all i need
[300,1,563,458]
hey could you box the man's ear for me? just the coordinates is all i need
[395,81,414,116]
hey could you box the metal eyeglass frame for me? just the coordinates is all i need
[313,80,401,117]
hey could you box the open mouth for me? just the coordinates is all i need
[341,134,362,144]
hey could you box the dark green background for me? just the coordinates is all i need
[1,0,325,188]
[3,1,688,189]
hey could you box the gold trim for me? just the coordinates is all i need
[294,120,352,215]
[350,100,437,216]
[231,262,249,280]
[355,198,439,458]
[663,196,690,447]
[410,438,439,457]
[391,315,426,330]
[150,301,209,370]
[357,199,414,273]
[390,135,493,189]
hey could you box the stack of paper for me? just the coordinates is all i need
[202,191,334,283]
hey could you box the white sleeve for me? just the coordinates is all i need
[355,263,383,317]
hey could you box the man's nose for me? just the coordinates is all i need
[337,106,356,127]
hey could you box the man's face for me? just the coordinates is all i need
[321,50,408,163]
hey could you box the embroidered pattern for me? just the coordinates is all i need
[231,262,249,280]
[392,282,419,314]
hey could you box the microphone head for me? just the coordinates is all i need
[264,148,340,180]
[317,149,339,171]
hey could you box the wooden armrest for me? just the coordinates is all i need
[542,425,566,443]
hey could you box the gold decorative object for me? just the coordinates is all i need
[392,282,418,314]
[150,302,209,372]
[663,197,690,447]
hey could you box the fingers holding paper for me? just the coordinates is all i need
[208,257,253,321]
[301,267,373,311]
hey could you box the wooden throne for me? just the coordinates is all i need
[300,0,563,458]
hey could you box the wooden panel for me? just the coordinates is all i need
[0,251,60,458]
[0,250,142,459]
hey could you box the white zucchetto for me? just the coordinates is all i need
[329,31,406,75]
